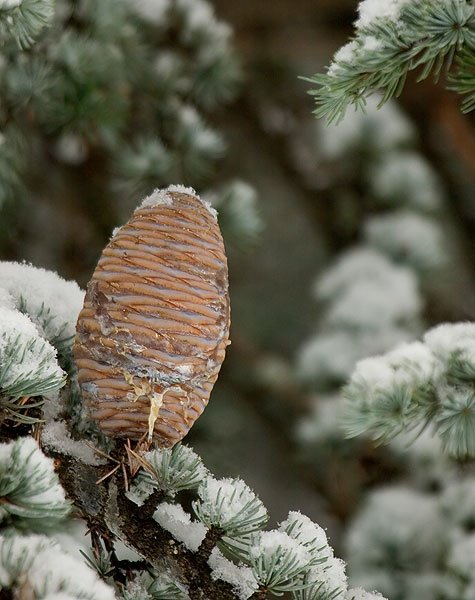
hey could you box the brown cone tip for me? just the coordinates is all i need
[73,186,230,446]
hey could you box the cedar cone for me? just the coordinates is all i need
[73,186,230,446]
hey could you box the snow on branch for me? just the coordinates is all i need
[0,304,65,411]
[0,437,70,531]
[297,248,422,388]
[248,530,312,595]
[345,484,463,598]
[0,261,85,360]
[0,534,116,599]
[307,0,475,123]
[279,511,333,567]
[192,476,269,538]
[39,436,389,600]
[126,443,208,505]
[154,502,207,552]
[344,322,475,458]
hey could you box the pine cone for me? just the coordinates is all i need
[73,186,230,446]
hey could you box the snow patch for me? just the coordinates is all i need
[28,542,115,599]
[0,437,70,529]
[111,226,121,239]
[139,188,173,209]
[348,340,439,399]
[0,288,14,310]
[364,211,446,271]
[54,134,88,165]
[316,248,398,301]
[362,36,383,52]
[424,322,475,361]
[369,151,443,211]
[208,547,258,600]
[153,502,207,552]
[318,97,415,159]
[196,476,267,529]
[346,486,445,574]
[249,530,310,567]
[41,421,105,466]
[167,184,197,196]
[52,519,91,560]
[334,41,359,64]
[138,184,218,220]
[356,0,412,29]
[447,533,475,579]
[0,261,84,350]
[320,556,348,595]
[326,275,421,329]
[297,327,413,385]
[279,511,332,561]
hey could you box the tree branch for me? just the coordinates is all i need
[54,452,241,600]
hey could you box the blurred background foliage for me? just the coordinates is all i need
[3,0,475,597]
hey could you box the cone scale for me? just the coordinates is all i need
[73,186,230,446]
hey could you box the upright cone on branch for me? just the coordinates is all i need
[73,186,230,446]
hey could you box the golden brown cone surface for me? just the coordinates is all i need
[73,187,230,446]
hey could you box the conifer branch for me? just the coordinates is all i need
[307,0,475,123]
[344,323,475,458]
[0,0,55,49]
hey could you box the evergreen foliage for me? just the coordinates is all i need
[305,7,475,598]
[296,98,449,391]
[0,304,65,409]
[126,443,208,504]
[307,0,475,123]
[0,261,84,425]
[248,530,312,595]
[279,512,331,566]
[122,573,189,600]
[193,476,269,538]
[5,0,475,598]
[296,97,469,467]
[0,534,116,599]
[0,261,85,362]
[343,322,475,458]
[344,480,475,599]
[0,437,70,531]
[0,256,388,597]
[0,0,259,258]
[0,392,389,599]
[0,0,55,49]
